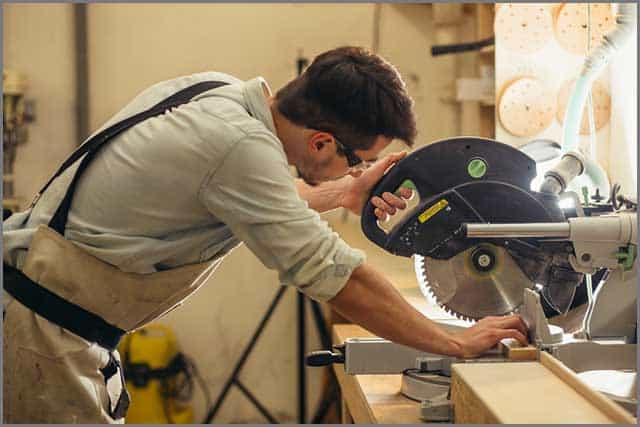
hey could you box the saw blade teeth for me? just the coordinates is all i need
[417,244,534,321]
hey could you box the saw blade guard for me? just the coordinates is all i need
[361,137,565,258]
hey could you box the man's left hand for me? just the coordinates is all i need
[340,151,413,219]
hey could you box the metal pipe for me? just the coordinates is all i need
[540,150,585,195]
[297,292,306,423]
[74,3,89,143]
[465,223,571,238]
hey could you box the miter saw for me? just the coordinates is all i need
[360,136,636,327]
[308,137,637,421]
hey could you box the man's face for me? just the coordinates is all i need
[296,135,392,186]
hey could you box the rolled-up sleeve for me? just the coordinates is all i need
[199,133,365,301]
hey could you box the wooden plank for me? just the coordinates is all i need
[499,338,538,361]
[539,352,636,424]
[452,359,633,424]
[450,367,499,424]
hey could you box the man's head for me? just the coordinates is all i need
[271,46,417,185]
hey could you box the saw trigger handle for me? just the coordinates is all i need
[361,158,414,250]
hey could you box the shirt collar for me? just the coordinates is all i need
[242,77,277,135]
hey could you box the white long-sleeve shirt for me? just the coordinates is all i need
[3,72,365,302]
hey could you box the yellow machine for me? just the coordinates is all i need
[118,324,194,424]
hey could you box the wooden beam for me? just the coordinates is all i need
[499,338,538,361]
[450,366,500,424]
[539,352,636,424]
[451,359,635,424]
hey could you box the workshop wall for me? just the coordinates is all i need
[86,4,455,148]
[607,23,637,194]
[494,3,637,195]
[3,3,458,423]
[3,4,78,206]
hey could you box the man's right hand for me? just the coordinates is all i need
[328,264,532,361]
[449,315,529,358]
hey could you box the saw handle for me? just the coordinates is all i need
[306,349,344,367]
[361,160,415,249]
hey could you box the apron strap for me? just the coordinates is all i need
[100,352,131,420]
[3,81,231,353]
[36,80,229,235]
[3,263,126,350]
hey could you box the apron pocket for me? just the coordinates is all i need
[11,346,106,423]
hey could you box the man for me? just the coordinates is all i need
[3,46,527,423]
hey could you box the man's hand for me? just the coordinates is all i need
[329,264,530,359]
[340,151,413,219]
[449,315,529,358]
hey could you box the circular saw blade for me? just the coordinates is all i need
[415,244,534,321]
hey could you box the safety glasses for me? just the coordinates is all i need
[334,137,373,170]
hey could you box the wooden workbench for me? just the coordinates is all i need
[332,324,635,424]
[332,324,422,424]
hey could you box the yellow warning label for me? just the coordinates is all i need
[418,199,449,223]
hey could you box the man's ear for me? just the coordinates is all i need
[308,131,335,153]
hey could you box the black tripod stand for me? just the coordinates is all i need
[201,286,337,423]
[202,55,340,424]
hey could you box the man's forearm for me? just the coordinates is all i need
[328,263,463,357]
[295,177,348,213]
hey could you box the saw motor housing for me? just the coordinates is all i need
[361,137,585,319]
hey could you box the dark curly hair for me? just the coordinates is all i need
[275,46,417,151]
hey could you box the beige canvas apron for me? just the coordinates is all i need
[3,227,217,423]
[3,80,228,423]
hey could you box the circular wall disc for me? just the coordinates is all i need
[495,4,554,54]
[556,78,611,134]
[554,3,615,55]
[498,77,555,137]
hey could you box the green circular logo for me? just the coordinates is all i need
[467,158,487,179]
